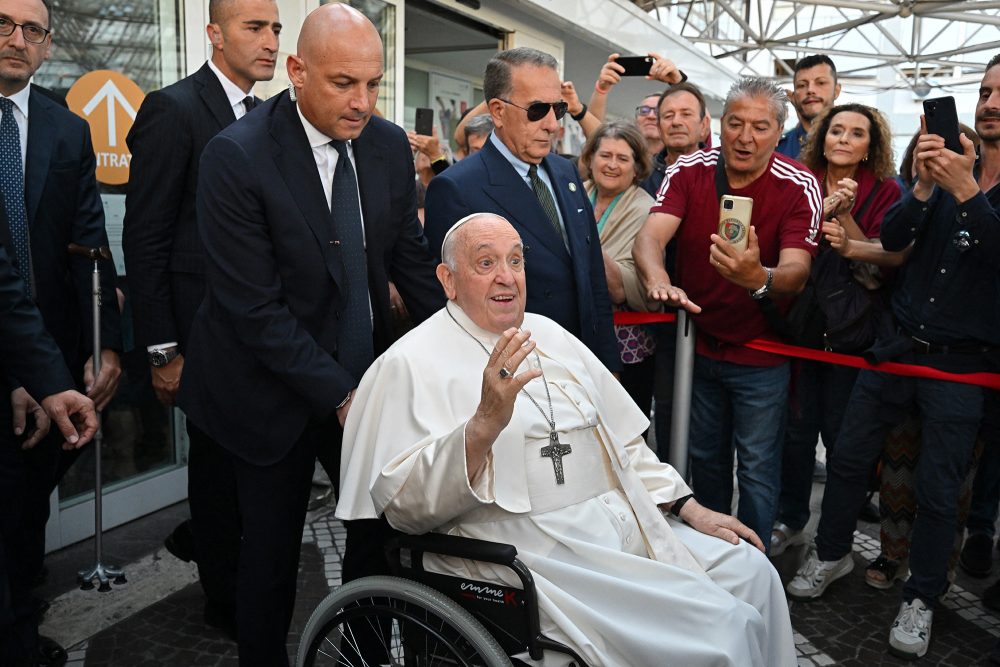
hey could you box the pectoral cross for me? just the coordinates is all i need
[540,432,572,485]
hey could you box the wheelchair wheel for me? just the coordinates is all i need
[297,575,513,667]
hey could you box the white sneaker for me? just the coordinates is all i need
[889,598,933,659]
[786,547,854,601]
[770,522,806,557]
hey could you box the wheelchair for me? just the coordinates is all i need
[296,532,590,666]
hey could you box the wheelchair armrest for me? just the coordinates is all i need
[387,532,518,567]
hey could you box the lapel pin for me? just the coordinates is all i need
[568,182,577,192]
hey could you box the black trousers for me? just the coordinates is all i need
[0,399,39,662]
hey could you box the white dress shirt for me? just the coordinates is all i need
[207,59,253,119]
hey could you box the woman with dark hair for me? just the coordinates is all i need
[772,104,904,557]
[579,121,658,419]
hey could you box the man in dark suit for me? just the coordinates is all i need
[424,47,619,371]
[177,4,443,663]
[122,0,281,634]
[1,2,122,660]
[0,240,99,663]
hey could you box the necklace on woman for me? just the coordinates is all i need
[446,305,572,484]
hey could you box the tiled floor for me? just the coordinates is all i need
[37,490,1000,666]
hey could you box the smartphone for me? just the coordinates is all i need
[414,107,434,136]
[923,96,962,154]
[718,195,753,253]
[616,56,654,77]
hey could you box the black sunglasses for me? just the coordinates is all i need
[498,98,568,122]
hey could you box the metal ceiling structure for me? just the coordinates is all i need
[631,0,1000,94]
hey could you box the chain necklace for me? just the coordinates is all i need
[446,305,572,484]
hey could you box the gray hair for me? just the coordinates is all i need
[464,114,495,141]
[483,48,558,102]
[722,77,788,128]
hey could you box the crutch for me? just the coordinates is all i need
[68,243,126,592]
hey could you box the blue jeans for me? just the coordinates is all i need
[815,370,983,605]
[778,361,859,531]
[688,355,790,549]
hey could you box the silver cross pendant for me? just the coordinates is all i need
[540,432,572,485]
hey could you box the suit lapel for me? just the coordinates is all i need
[544,154,588,252]
[194,63,237,129]
[24,88,54,227]
[268,92,345,287]
[479,141,570,262]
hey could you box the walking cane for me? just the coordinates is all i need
[68,243,126,592]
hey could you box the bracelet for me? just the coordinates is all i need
[669,493,695,518]
[594,83,608,95]
[571,103,588,122]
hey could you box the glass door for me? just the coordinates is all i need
[34,0,190,551]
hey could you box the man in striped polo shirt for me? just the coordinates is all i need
[634,76,821,550]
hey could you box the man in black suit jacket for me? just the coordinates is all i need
[177,4,443,663]
[0,241,99,662]
[122,0,281,633]
[1,3,122,659]
[424,48,619,371]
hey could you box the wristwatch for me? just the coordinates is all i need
[748,267,773,300]
[148,346,180,367]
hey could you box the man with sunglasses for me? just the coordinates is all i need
[424,47,619,371]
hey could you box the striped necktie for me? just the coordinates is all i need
[527,163,563,240]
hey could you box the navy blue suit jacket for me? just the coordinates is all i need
[0,86,120,388]
[424,138,619,370]
[0,241,73,400]
[178,91,444,465]
[123,62,238,352]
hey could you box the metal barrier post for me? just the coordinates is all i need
[669,310,695,479]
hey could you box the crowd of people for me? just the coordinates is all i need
[1,0,999,664]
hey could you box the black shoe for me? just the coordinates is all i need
[164,520,197,563]
[959,533,994,578]
[857,500,880,524]
[984,580,1000,613]
[32,636,67,666]
[204,602,237,641]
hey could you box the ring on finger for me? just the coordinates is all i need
[499,367,512,379]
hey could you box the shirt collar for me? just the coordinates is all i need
[2,84,31,118]
[206,59,252,109]
[445,301,503,348]
[489,131,538,179]
[295,102,336,150]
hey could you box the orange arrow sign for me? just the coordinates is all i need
[67,70,145,185]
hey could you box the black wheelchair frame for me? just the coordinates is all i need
[296,532,590,667]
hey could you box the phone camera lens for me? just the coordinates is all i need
[723,200,734,210]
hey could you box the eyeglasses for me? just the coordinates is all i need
[498,98,568,122]
[0,17,50,44]
[635,105,658,117]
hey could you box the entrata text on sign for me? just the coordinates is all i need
[66,70,145,186]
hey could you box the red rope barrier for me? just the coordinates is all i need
[613,311,1000,390]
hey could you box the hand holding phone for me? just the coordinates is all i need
[922,96,962,154]
[615,56,654,77]
[718,195,753,252]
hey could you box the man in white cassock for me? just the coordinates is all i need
[337,213,796,667]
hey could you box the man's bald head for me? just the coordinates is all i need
[287,3,383,140]
[297,2,378,57]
